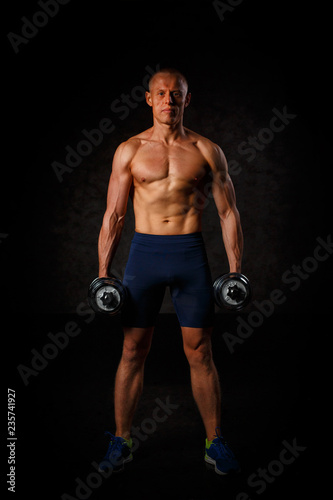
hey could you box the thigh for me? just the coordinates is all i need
[181,326,213,352]
[121,284,165,328]
[170,247,215,328]
[122,242,166,328]
[122,326,155,355]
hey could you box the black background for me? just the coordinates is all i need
[3,1,331,499]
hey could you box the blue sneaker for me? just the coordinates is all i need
[205,428,240,475]
[99,432,133,473]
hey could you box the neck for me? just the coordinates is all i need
[151,119,186,145]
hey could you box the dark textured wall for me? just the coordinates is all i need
[3,0,330,315]
[3,6,329,498]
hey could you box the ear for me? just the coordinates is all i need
[146,91,152,107]
[184,92,191,108]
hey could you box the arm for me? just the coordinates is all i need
[210,144,243,273]
[98,141,134,277]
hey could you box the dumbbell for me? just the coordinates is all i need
[213,273,251,311]
[88,277,127,315]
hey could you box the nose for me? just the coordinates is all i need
[164,91,174,105]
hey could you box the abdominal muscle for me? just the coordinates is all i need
[135,211,202,235]
[132,182,203,235]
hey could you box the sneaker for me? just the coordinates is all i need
[99,432,133,473]
[204,427,240,475]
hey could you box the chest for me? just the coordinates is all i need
[130,142,209,184]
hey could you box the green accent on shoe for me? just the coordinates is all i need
[204,428,240,475]
[99,432,133,473]
[125,437,133,448]
[205,438,214,449]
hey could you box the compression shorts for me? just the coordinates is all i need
[121,232,215,328]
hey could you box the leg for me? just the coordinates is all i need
[114,326,154,439]
[182,326,221,441]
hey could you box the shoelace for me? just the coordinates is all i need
[212,427,235,459]
[103,431,124,460]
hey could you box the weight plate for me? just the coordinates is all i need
[88,277,127,315]
[95,285,121,313]
[213,273,251,311]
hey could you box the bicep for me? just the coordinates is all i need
[211,147,237,219]
[104,143,133,219]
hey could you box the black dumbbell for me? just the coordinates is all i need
[213,273,251,311]
[88,277,127,315]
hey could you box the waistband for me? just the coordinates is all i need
[132,231,204,247]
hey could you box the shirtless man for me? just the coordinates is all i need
[98,68,243,475]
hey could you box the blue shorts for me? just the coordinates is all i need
[121,232,215,328]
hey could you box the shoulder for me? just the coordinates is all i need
[185,128,227,173]
[114,138,140,162]
[113,135,145,167]
[114,128,153,163]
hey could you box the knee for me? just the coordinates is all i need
[184,343,213,369]
[121,340,150,365]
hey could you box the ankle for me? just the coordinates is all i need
[115,430,131,441]
[206,429,219,442]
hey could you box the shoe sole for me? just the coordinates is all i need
[98,454,133,473]
[205,455,228,475]
[205,454,240,475]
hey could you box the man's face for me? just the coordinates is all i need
[146,73,191,126]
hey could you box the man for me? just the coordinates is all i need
[97,68,243,475]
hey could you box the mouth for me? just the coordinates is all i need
[162,108,175,113]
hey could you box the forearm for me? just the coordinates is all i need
[220,208,243,273]
[98,213,125,277]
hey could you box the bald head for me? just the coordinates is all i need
[148,68,189,94]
